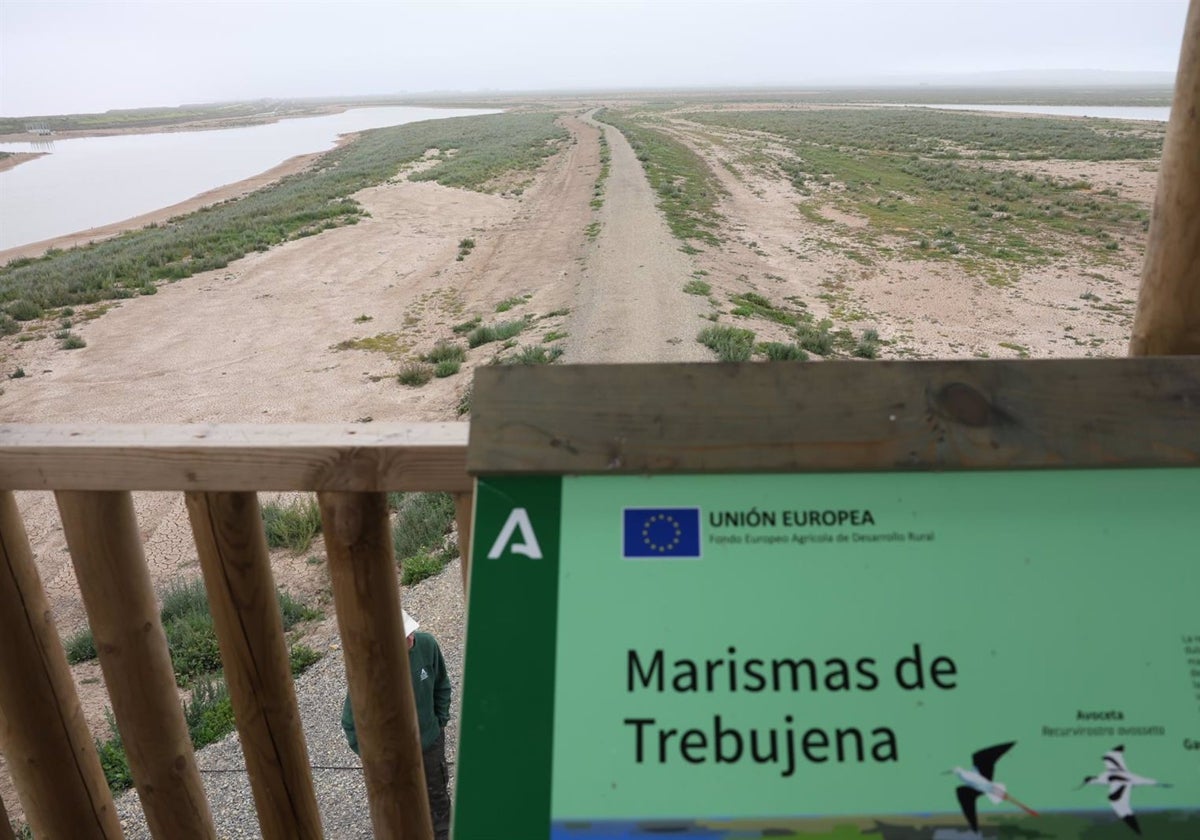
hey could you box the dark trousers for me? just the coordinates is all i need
[424,730,451,840]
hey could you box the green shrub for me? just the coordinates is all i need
[0,313,18,335]
[424,341,466,364]
[5,299,42,321]
[434,359,461,377]
[467,319,526,348]
[401,552,446,586]
[95,711,133,794]
[503,344,563,365]
[392,492,457,566]
[542,330,567,343]
[683,279,711,295]
[758,341,808,361]
[853,328,882,359]
[277,589,322,628]
[797,321,834,356]
[166,609,223,685]
[261,496,322,552]
[10,366,25,379]
[184,676,235,750]
[64,627,97,664]
[61,333,86,349]
[697,325,755,362]
[289,644,322,677]
[397,362,434,386]
[457,386,472,417]
[160,577,210,625]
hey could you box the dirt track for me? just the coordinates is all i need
[565,113,709,362]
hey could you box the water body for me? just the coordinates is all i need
[0,106,498,251]
[892,103,1170,122]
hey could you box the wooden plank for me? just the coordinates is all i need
[319,492,432,839]
[1131,0,1200,355]
[185,492,323,840]
[453,490,474,592]
[467,359,1200,475]
[0,491,123,839]
[56,491,215,840]
[0,423,470,492]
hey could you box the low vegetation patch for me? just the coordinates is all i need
[261,496,322,552]
[698,325,756,362]
[758,341,808,361]
[391,492,458,584]
[398,361,435,386]
[683,279,711,296]
[796,321,835,356]
[503,344,564,365]
[853,328,882,359]
[467,318,526,348]
[495,294,530,312]
[456,237,476,260]
[687,108,1154,277]
[335,332,407,356]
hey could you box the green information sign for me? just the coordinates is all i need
[455,469,1200,839]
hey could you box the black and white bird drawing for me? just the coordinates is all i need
[1079,744,1172,836]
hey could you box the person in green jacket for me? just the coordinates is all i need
[342,608,452,839]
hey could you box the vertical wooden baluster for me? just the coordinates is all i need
[0,792,15,840]
[0,491,123,839]
[453,491,474,594]
[184,491,322,840]
[56,491,214,839]
[1130,0,1200,355]
[319,491,432,839]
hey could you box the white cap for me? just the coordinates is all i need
[402,609,420,637]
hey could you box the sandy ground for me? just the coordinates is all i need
[646,112,1151,360]
[0,105,1161,829]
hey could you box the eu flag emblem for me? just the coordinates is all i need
[622,508,701,558]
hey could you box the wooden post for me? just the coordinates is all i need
[1130,0,1200,355]
[0,491,123,839]
[184,492,323,840]
[0,782,17,840]
[453,491,474,593]
[318,492,432,840]
[55,491,215,839]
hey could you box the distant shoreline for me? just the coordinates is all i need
[0,152,47,173]
[0,134,356,264]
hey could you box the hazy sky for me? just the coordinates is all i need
[0,0,1190,116]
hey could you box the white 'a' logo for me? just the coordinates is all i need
[487,508,543,559]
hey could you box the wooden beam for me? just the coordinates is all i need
[185,492,323,840]
[467,359,1200,475]
[319,492,432,839]
[0,424,470,492]
[453,491,474,593]
[1131,0,1200,355]
[56,491,215,840]
[0,491,123,839]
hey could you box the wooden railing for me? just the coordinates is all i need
[0,423,472,840]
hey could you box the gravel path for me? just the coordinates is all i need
[564,113,710,363]
[114,558,466,839]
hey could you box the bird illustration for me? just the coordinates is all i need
[1079,744,1172,835]
[949,741,1040,835]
